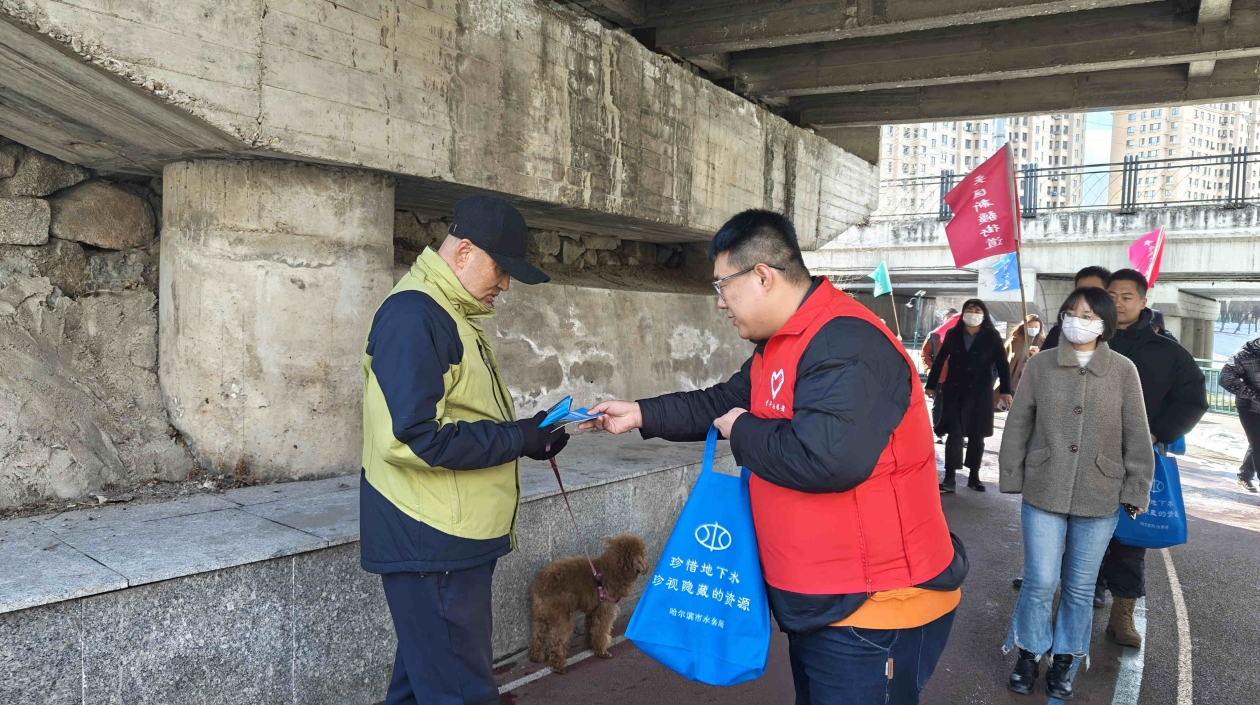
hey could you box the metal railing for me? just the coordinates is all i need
[874,149,1260,221]
[1202,367,1239,416]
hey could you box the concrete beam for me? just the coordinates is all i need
[1188,59,1218,76]
[730,0,1260,97]
[568,0,647,27]
[1198,0,1233,22]
[814,126,881,165]
[0,15,241,173]
[652,0,1161,56]
[795,57,1260,125]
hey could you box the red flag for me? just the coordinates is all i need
[943,147,1019,268]
[1128,227,1165,286]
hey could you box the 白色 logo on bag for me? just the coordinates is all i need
[1151,480,1164,493]
[695,521,732,551]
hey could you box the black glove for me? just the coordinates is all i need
[518,411,569,461]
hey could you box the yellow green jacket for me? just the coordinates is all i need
[360,249,522,573]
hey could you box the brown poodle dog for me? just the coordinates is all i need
[528,534,649,673]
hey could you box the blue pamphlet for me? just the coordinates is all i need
[541,395,603,427]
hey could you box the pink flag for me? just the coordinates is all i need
[943,147,1019,268]
[1128,228,1165,286]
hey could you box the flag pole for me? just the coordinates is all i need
[1006,143,1031,358]
[889,289,902,340]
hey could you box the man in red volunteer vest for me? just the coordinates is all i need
[586,210,967,704]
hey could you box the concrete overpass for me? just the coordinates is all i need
[805,204,1260,358]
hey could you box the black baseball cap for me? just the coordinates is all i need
[449,195,549,284]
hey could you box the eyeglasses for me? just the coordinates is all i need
[712,265,786,299]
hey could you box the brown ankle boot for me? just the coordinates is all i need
[1106,597,1142,647]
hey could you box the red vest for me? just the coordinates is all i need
[749,280,954,595]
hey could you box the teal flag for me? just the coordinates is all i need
[868,262,892,297]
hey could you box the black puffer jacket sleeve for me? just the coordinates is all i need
[638,356,754,442]
[1149,343,1209,445]
[729,318,911,494]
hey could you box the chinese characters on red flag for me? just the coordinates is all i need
[1128,228,1165,287]
[943,148,1019,269]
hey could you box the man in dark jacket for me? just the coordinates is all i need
[1096,269,1208,648]
[584,210,966,704]
[1042,265,1111,350]
[1219,336,1260,492]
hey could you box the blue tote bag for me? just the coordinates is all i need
[626,426,771,686]
[1114,444,1188,549]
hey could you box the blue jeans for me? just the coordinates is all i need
[788,610,956,704]
[1005,502,1118,659]
[380,560,498,705]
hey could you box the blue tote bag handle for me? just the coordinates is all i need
[626,424,771,686]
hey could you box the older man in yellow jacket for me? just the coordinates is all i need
[360,195,566,705]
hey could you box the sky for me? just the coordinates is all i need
[1083,111,1114,165]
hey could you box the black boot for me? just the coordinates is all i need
[1007,649,1039,695]
[940,468,957,493]
[966,468,986,491]
[1046,654,1074,700]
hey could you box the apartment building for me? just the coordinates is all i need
[1108,102,1260,205]
[877,113,1087,215]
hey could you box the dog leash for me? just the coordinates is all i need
[547,450,617,603]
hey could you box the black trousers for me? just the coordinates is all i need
[943,433,984,484]
[1097,538,1146,599]
[1238,408,1259,482]
[381,559,499,705]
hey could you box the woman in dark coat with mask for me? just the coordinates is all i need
[926,299,1013,492]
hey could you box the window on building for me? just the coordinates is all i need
[1151,123,1160,131]
[930,139,936,147]
[1171,121,1178,129]
[965,156,972,166]
[887,126,894,135]
[965,122,972,132]
[983,140,988,148]
[1126,139,1135,147]
[965,139,971,148]
[1141,111,1148,119]
[930,156,936,166]
[1152,109,1162,117]
[1150,137,1160,145]
[1128,113,1137,121]
[983,124,989,133]
[903,146,910,155]
[1021,148,1027,158]
[903,128,911,138]
[1172,107,1180,116]
[886,162,893,173]
[1139,138,1146,146]
[1127,127,1136,135]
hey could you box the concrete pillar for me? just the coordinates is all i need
[159,160,395,478]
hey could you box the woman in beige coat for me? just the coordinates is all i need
[998,287,1155,700]
[1006,314,1046,393]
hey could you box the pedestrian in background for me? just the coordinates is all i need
[1150,309,1179,343]
[926,299,1013,493]
[999,287,1154,700]
[1219,335,1260,492]
[1095,269,1207,647]
[1042,266,1111,351]
[1006,314,1046,393]
[922,308,960,437]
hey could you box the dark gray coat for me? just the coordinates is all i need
[998,341,1155,517]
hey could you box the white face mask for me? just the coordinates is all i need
[1061,315,1105,344]
[961,312,985,327]
[1026,326,1041,338]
